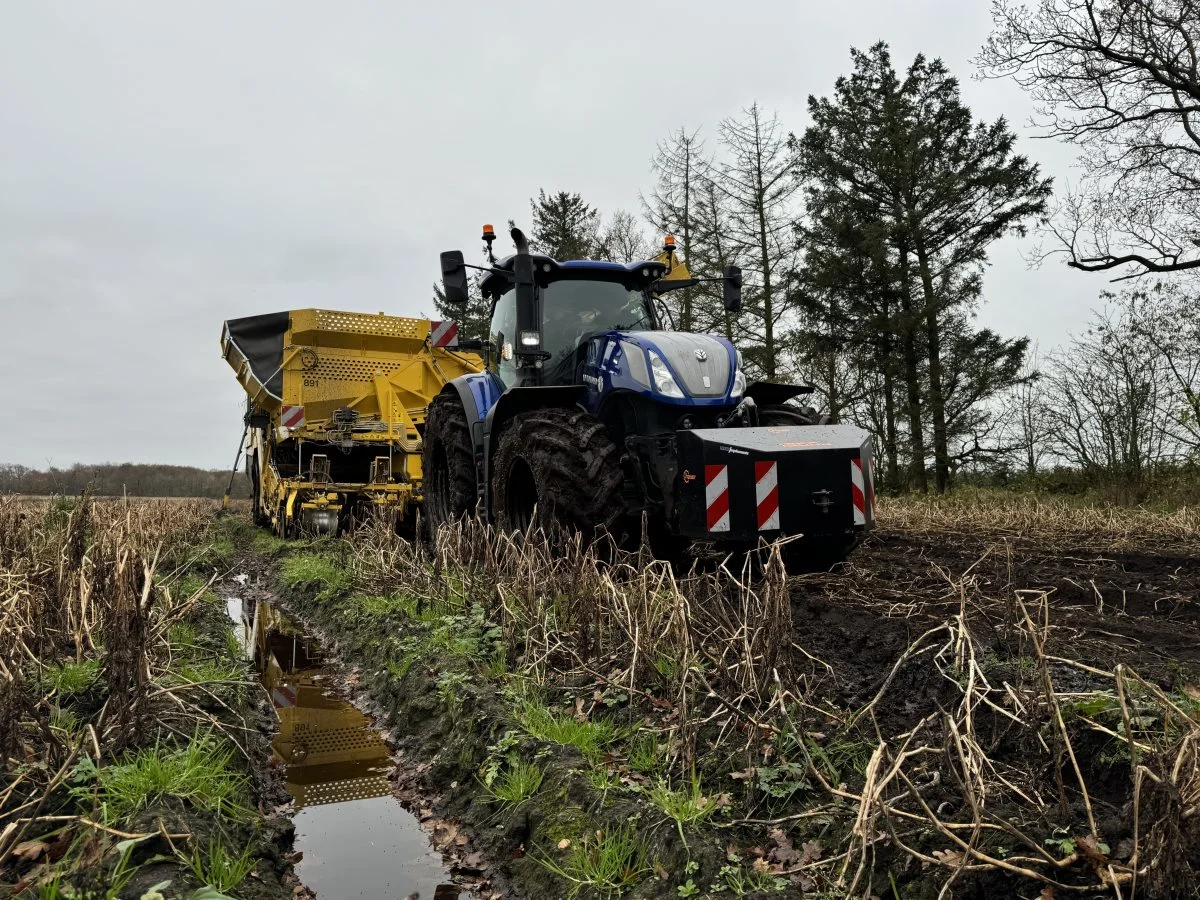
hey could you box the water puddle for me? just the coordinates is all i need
[228,585,467,899]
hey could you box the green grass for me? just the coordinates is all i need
[279,553,349,600]
[49,706,80,734]
[627,730,662,774]
[72,735,248,822]
[647,774,723,827]
[646,773,725,848]
[44,658,100,698]
[169,621,203,649]
[174,573,210,601]
[252,529,289,555]
[486,759,544,805]
[187,834,256,891]
[517,700,620,760]
[535,823,648,898]
[716,863,790,895]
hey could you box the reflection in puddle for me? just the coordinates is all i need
[242,596,465,899]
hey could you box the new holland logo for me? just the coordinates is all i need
[694,348,708,361]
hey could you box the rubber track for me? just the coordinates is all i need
[423,392,477,528]
[492,407,624,537]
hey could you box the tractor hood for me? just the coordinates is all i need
[593,330,742,404]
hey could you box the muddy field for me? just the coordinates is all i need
[4,492,1198,899]
[250,494,1200,900]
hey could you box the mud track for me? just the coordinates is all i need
[790,521,1200,734]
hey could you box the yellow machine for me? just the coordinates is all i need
[220,309,482,535]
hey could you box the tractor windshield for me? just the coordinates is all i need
[540,280,653,384]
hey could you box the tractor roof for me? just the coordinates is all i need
[480,255,667,298]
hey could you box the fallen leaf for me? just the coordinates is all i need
[800,840,823,865]
[932,848,965,867]
[464,850,485,868]
[456,834,469,846]
[654,862,670,880]
[11,840,48,861]
[1076,835,1109,866]
[729,766,757,781]
[283,850,304,864]
[767,827,799,867]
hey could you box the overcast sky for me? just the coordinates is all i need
[0,1,1103,469]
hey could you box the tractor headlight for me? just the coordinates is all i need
[648,350,685,398]
[730,349,747,399]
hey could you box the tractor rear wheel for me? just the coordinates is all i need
[422,392,478,535]
[492,407,624,541]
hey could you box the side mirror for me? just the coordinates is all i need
[723,265,743,313]
[440,251,469,305]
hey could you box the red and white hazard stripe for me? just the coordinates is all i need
[430,320,459,347]
[271,683,297,709]
[851,457,873,525]
[755,461,780,531]
[281,405,305,430]
[705,464,730,532]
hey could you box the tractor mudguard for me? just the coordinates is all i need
[673,424,875,542]
[744,381,815,407]
[441,371,505,453]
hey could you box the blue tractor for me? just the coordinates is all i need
[423,225,876,569]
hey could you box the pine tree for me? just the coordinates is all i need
[529,190,601,260]
[431,278,491,345]
[799,43,1050,491]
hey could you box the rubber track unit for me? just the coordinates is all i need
[492,407,624,538]
[422,391,478,530]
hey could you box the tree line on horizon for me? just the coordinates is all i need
[435,1,1200,503]
[0,463,249,500]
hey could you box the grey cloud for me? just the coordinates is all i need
[0,0,1102,468]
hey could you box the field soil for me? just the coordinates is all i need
[237,497,1200,899]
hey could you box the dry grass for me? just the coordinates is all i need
[333,495,1200,896]
[0,492,252,881]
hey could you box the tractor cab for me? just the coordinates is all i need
[479,257,665,388]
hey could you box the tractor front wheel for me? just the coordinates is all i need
[492,407,624,542]
[422,392,478,536]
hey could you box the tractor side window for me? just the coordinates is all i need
[490,288,518,388]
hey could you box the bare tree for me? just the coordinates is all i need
[995,345,1052,476]
[1120,281,1200,451]
[642,128,711,331]
[717,103,802,378]
[980,0,1200,276]
[1042,303,1175,500]
[595,209,654,263]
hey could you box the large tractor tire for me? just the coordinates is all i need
[491,407,624,541]
[422,392,478,534]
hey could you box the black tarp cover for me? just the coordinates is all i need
[224,311,290,400]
